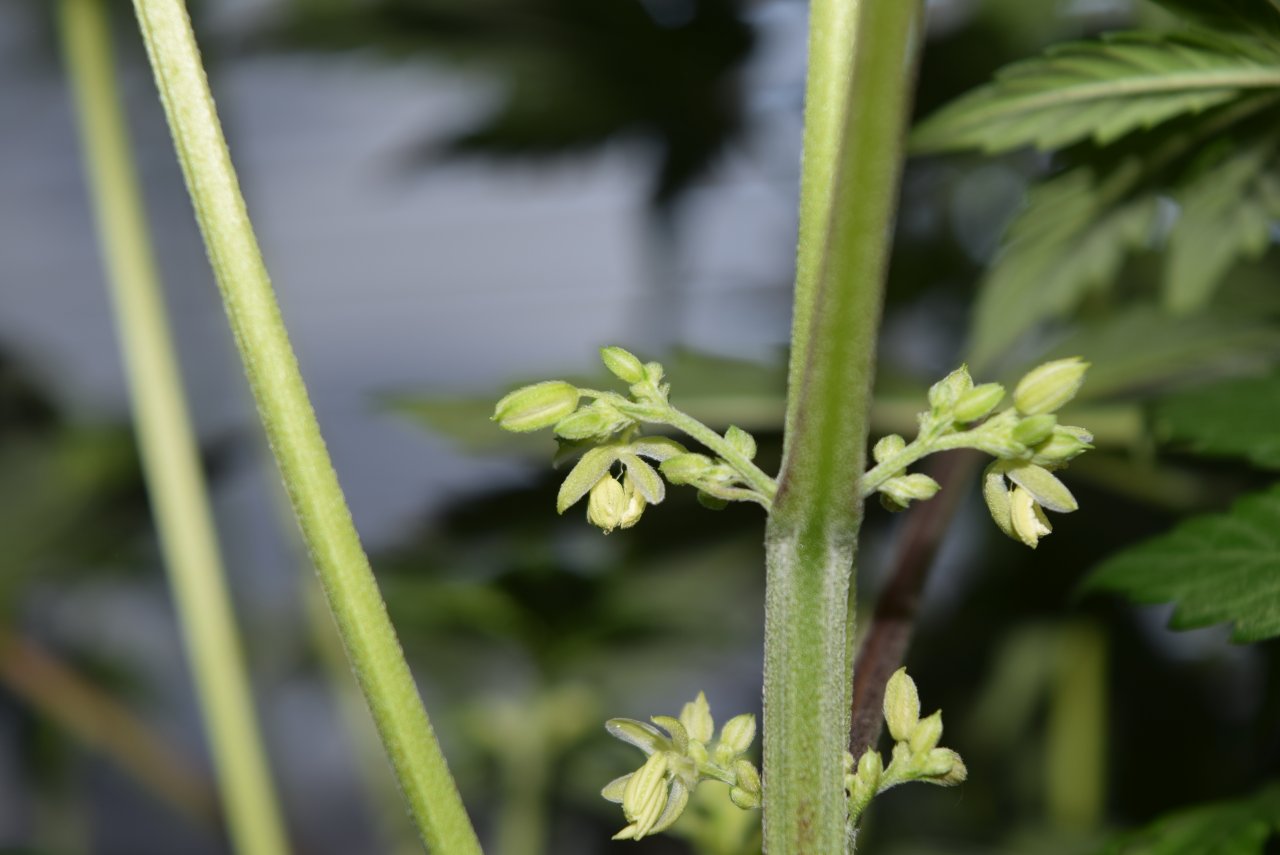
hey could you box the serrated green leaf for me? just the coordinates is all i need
[1155,372,1280,468]
[912,31,1280,155]
[967,161,1159,371]
[1165,135,1280,311]
[1085,485,1280,642]
[1094,783,1280,854]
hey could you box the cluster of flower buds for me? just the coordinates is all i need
[493,347,771,532]
[866,357,1092,548]
[846,668,966,827]
[602,693,761,841]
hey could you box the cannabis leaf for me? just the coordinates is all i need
[1084,485,1280,642]
[911,31,1280,155]
[1094,783,1280,854]
[1155,372,1280,469]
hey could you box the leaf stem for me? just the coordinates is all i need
[126,0,483,851]
[58,1,289,851]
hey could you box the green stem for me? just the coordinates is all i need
[765,2,924,853]
[126,1,483,851]
[57,1,289,851]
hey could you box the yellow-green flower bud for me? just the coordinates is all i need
[953,383,1006,422]
[725,425,758,460]
[880,473,941,508]
[983,464,1014,538]
[908,711,943,755]
[717,713,756,759]
[1010,486,1052,548]
[928,365,974,411]
[1031,425,1093,466]
[601,346,646,384]
[1006,462,1077,513]
[730,785,761,810]
[1012,413,1057,446]
[660,453,714,485]
[1013,357,1089,416]
[493,381,580,432]
[884,668,921,743]
[856,748,883,791]
[733,759,761,795]
[921,747,965,781]
[678,693,714,744]
[873,434,907,463]
[587,477,627,533]
[554,402,628,440]
[618,476,647,529]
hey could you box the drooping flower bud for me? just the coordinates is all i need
[587,477,627,533]
[601,346,647,384]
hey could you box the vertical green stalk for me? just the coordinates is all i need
[764,2,924,853]
[126,0,483,851]
[58,1,290,852]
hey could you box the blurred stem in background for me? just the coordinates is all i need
[0,627,218,828]
[57,0,291,852]
[1046,622,1107,832]
[126,0,483,850]
[763,1,924,851]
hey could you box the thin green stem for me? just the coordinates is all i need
[58,1,289,851]
[582,391,779,501]
[126,0,482,851]
[765,2,924,853]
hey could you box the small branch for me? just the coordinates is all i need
[849,451,981,761]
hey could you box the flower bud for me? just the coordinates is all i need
[856,749,883,791]
[928,365,974,411]
[873,434,906,463]
[660,453,714,485]
[1010,486,1052,548]
[554,402,627,440]
[493,381,580,432]
[1013,357,1089,416]
[725,425,758,460]
[717,714,756,759]
[733,759,761,795]
[1012,413,1057,446]
[1031,425,1093,466]
[953,383,1006,422]
[587,477,627,533]
[730,785,761,810]
[983,464,1014,538]
[601,346,646,384]
[679,693,714,745]
[884,668,921,743]
[1006,462,1077,513]
[880,473,941,508]
[921,747,965,781]
[908,711,943,755]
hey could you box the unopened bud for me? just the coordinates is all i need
[884,668,921,743]
[880,473,941,508]
[660,453,714,485]
[953,382,1006,422]
[601,346,646,384]
[493,381,580,432]
[729,785,761,809]
[678,693,714,744]
[873,434,907,463]
[554,402,627,440]
[725,426,758,460]
[928,365,974,411]
[856,749,883,791]
[1031,425,1093,465]
[921,748,965,781]
[717,714,756,759]
[908,711,943,755]
[733,759,761,795]
[587,477,627,533]
[1013,358,1089,416]
[1012,413,1057,446]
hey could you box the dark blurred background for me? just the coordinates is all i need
[1,0,1277,853]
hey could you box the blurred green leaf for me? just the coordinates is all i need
[1084,484,1280,642]
[1154,372,1280,468]
[266,0,752,206]
[1093,782,1280,853]
[912,31,1280,155]
[1028,307,1280,400]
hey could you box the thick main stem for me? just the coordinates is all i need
[127,0,482,851]
[764,2,924,853]
[58,1,289,851]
